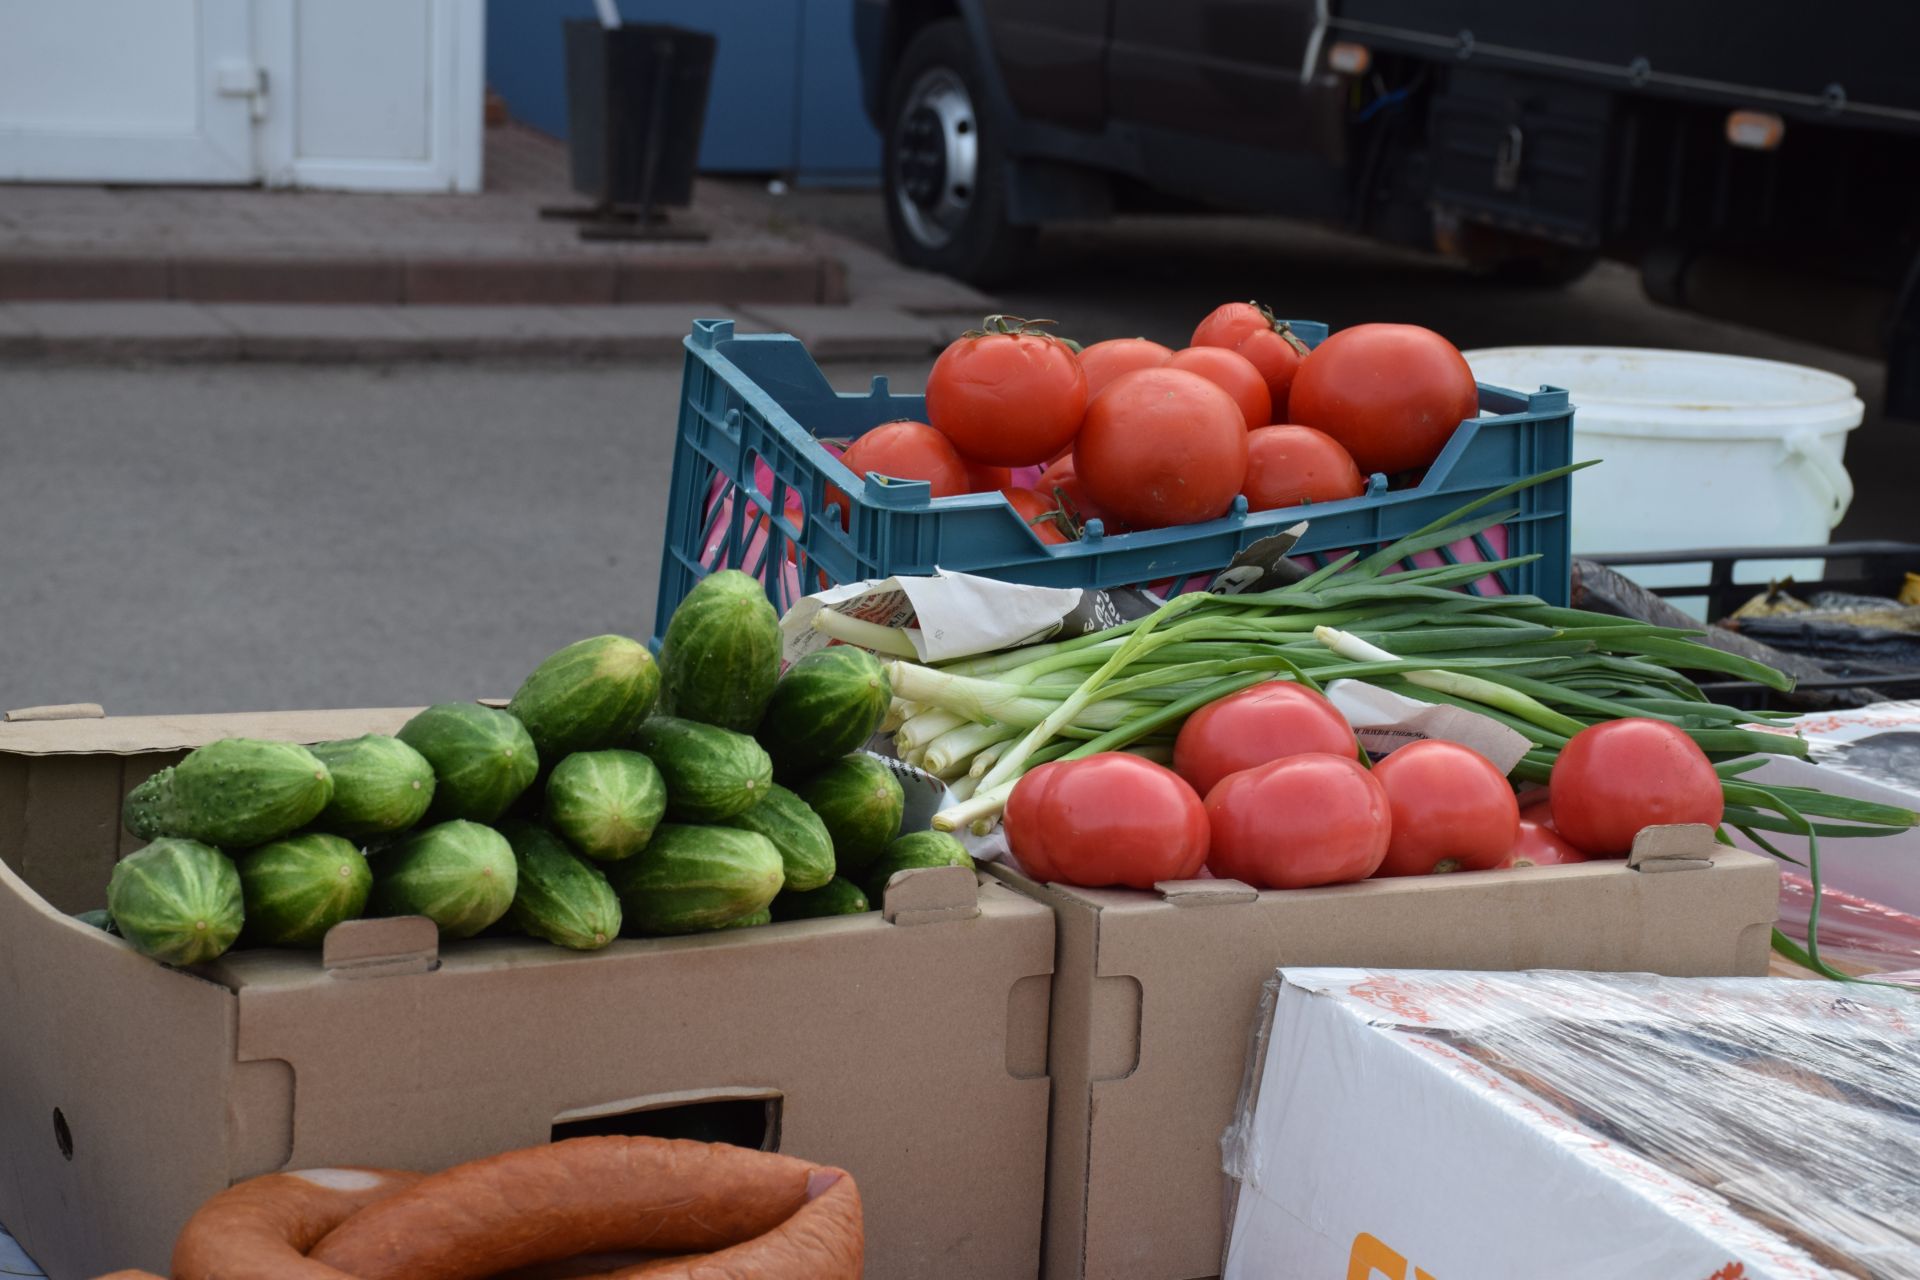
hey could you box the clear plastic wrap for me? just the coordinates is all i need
[1227,969,1920,1279]
[1776,871,1920,987]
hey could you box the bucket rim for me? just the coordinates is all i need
[1461,345,1861,415]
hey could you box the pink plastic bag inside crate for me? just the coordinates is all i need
[700,455,805,603]
[1778,870,1920,985]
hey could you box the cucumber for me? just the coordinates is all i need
[770,876,871,921]
[397,703,539,824]
[796,754,904,877]
[307,736,436,838]
[509,634,661,759]
[718,784,835,892]
[862,830,974,907]
[122,767,186,841]
[717,908,773,930]
[107,839,245,966]
[757,646,892,780]
[236,833,371,948]
[498,819,622,951]
[658,569,781,731]
[606,824,784,935]
[629,716,773,823]
[74,908,120,935]
[545,749,667,862]
[169,739,334,848]
[368,820,518,940]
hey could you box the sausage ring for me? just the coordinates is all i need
[586,1166,863,1280]
[309,1137,858,1280]
[170,1166,422,1280]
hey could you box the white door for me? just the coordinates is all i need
[0,0,259,183]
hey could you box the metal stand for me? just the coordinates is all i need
[539,30,711,243]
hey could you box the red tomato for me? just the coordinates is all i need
[1007,753,1209,890]
[1079,337,1174,401]
[1205,753,1392,889]
[1035,454,1116,531]
[1498,818,1589,869]
[1233,328,1307,422]
[1549,719,1724,856]
[1288,323,1480,476]
[1191,301,1270,349]
[1074,367,1249,530]
[1003,759,1064,882]
[1173,681,1358,799]
[1000,487,1071,545]
[963,460,1012,492]
[925,321,1088,466]
[1369,740,1520,876]
[1163,346,1272,429]
[826,420,970,528]
[1242,425,1367,511]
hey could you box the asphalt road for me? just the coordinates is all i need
[1,199,1912,716]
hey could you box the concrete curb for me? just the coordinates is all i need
[0,301,975,364]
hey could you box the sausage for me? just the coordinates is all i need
[587,1167,864,1280]
[90,1272,169,1279]
[308,1137,819,1280]
[170,1166,422,1280]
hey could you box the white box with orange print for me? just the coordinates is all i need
[1222,969,1918,1280]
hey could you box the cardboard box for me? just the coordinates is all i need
[1224,968,1919,1278]
[0,707,1054,1280]
[988,840,1781,1280]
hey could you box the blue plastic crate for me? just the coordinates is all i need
[655,319,1574,638]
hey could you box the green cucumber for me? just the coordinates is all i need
[170,739,334,848]
[659,569,781,731]
[236,833,371,948]
[545,749,667,862]
[107,839,245,965]
[758,646,892,779]
[629,716,773,822]
[769,876,871,921]
[606,824,784,935]
[509,634,661,759]
[719,784,835,892]
[796,754,904,877]
[368,819,518,940]
[396,703,539,824]
[307,736,436,838]
[862,830,974,906]
[498,820,622,951]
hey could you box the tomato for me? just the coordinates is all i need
[1173,681,1358,799]
[1499,818,1589,869]
[1163,346,1272,429]
[925,318,1088,466]
[1369,740,1520,876]
[1079,337,1174,401]
[1035,454,1114,531]
[1549,719,1724,856]
[1242,425,1367,511]
[1002,760,1064,882]
[1006,753,1209,890]
[1205,753,1392,889]
[963,460,1012,492]
[1287,323,1480,477]
[825,420,970,528]
[1191,301,1269,349]
[1073,367,1249,531]
[1000,487,1072,545]
[1233,328,1308,422]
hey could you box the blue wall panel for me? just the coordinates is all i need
[485,0,880,180]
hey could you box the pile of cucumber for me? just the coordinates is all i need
[83,571,973,966]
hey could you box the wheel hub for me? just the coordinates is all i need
[891,68,977,250]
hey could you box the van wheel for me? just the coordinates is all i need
[882,19,1032,287]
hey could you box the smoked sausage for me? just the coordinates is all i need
[589,1166,863,1280]
[170,1166,421,1280]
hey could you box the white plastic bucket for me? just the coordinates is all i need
[1462,346,1864,617]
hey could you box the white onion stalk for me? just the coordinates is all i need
[895,706,967,751]
[811,610,919,656]
[1311,625,1583,735]
[923,719,1020,777]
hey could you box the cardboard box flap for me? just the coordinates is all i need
[322,917,440,979]
[0,859,238,1278]
[1157,878,1259,907]
[881,865,981,924]
[0,708,418,757]
[1628,823,1719,872]
[4,703,105,723]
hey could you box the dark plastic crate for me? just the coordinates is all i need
[654,319,1575,639]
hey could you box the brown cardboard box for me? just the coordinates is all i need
[988,840,1781,1280]
[0,708,1054,1280]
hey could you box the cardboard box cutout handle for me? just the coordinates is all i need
[882,865,981,925]
[323,916,440,977]
[1156,877,1259,906]
[1628,823,1720,872]
[4,702,106,722]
